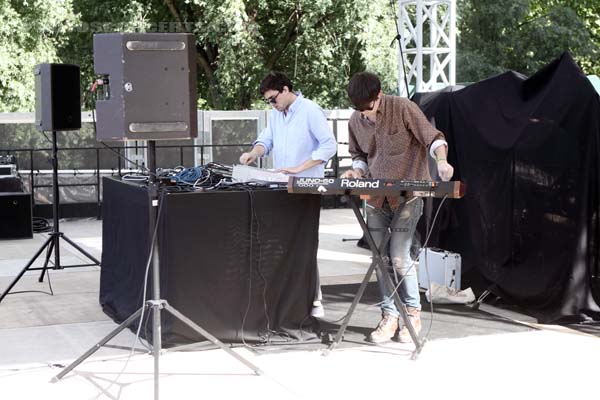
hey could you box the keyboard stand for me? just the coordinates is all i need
[324,195,425,360]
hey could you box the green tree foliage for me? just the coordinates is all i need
[530,0,600,76]
[56,0,150,106]
[357,0,399,95]
[2,0,598,112]
[149,0,384,110]
[0,0,77,112]
[457,0,599,82]
[2,0,400,111]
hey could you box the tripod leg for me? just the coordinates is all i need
[325,261,376,355]
[164,304,262,375]
[0,236,53,303]
[153,301,161,399]
[39,236,56,283]
[54,306,145,381]
[470,288,493,310]
[326,259,378,353]
[60,234,101,265]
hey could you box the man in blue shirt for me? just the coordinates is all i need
[240,72,336,318]
[239,72,337,177]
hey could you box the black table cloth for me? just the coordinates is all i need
[100,177,321,344]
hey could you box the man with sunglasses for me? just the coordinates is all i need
[239,71,337,318]
[343,71,454,343]
[239,71,337,178]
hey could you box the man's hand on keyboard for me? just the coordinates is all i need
[239,152,257,165]
[341,169,365,179]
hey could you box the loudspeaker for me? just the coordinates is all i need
[0,176,23,192]
[0,192,33,239]
[34,63,82,132]
[93,33,197,141]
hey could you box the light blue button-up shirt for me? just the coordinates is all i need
[254,93,337,177]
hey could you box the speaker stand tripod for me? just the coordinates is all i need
[0,130,101,304]
[53,140,261,399]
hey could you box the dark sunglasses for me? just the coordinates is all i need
[351,104,374,112]
[264,91,281,104]
[351,97,378,112]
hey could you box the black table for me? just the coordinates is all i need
[100,178,321,345]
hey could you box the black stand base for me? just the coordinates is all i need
[53,299,262,382]
[0,130,101,304]
[469,285,497,310]
[52,141,260,400]
[324,196,425,359]
[0,231,100,304]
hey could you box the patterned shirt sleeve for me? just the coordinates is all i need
[348,117,368,166]
[401,99,445,147]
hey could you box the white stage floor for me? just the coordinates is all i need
[0,211,597,399]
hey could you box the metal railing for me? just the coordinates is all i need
[0,142,260,219]
[0,110,353,217]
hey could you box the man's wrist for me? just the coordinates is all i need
[253,144,267,157]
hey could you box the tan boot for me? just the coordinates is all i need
[398,307,422,343]
[368,313,399,343]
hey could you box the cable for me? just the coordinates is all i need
[240,190,255,348]
[169,166,208,186]
[93,188,165,395]
[239,185,322,348]
[86,85,157,181]
[32,217,51,233]
[250,192,272,344]
[121,173,149,182]
[40,131,53,145]
[389,0,411,97]
[400,197,447,342]
[239,188,274,347]
[91,109,157,180]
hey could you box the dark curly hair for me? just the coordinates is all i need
[260,71,294,95]
[347,72,381,110]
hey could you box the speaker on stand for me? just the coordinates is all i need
[52,34,260,399]
[0,63,101,304]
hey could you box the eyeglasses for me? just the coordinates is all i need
[264,91,280,105]
[351,97,378,112]
[351,104,374,112]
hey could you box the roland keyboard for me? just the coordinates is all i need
[288,177,465,198]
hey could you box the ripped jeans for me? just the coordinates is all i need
[367,197,423,316]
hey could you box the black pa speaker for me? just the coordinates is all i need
[0,192,33,239]
[93,33,197,141]
[34,63,81,132]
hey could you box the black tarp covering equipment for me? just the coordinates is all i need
[414,53,600,323]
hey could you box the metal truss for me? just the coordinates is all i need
[398,0,456,96]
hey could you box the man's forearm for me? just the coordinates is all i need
[277,158,324,175]
[433,144,454,181]
[296,158,324,172]
[433,144,448,161]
